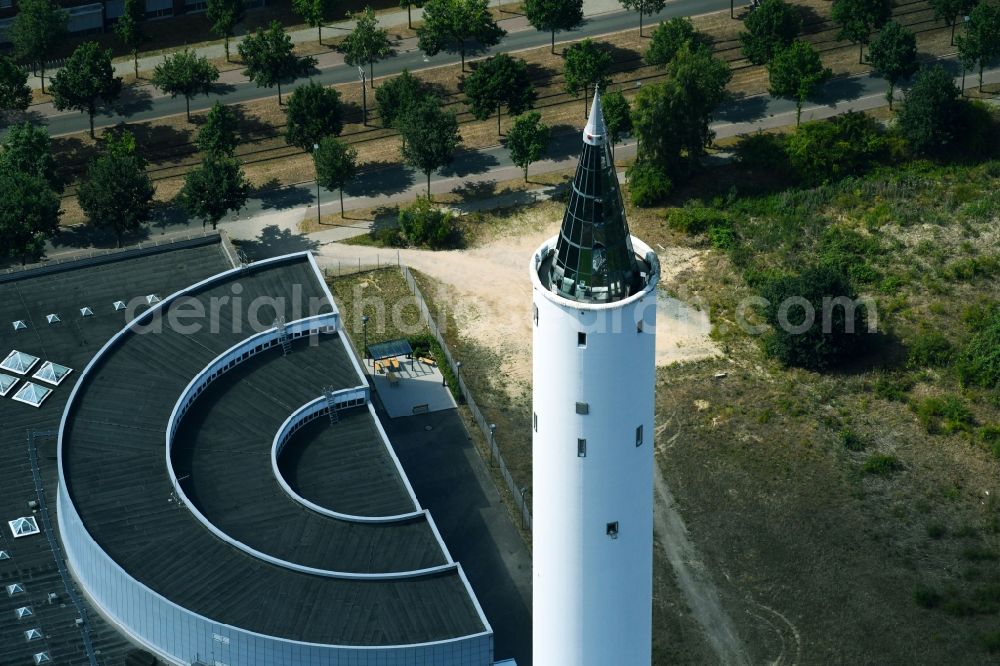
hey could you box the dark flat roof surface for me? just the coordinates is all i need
[62,257,485,645]
[0,239,232,666]
[279,406,415,517]
[173,337,445,572]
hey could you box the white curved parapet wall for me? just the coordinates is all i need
[56,253,494,666]
[530,235,659,666]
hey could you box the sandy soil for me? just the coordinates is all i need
[313,203,720,398]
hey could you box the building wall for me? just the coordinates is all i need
[531,236,658,666]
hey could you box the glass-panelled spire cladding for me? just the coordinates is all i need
[549,90,641,303]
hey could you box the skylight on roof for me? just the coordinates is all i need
[0,550,9,560]
[80,306,94,317]
[45,313,60,324]
[9,516,40,538]
[32,361,72,386]
[6,583,24,597]
[146,294,161,305]
[24,628,43,641]
[113,301,126,311]
[1,350,40,375]
[12,382,52,408]
[0,373,18,397]
[33,652,51,665]
[15,606,32,619]
[12,320,26,331]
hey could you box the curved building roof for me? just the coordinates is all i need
[59,254,488,647]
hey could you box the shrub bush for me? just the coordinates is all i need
[734,131,788,173]
[838,428,866,451]
[913,395,975,434]
[957,309,1000,389]
[863,453,903,476]
[914,585,943,608]
[785,112,887,184]
[906,330,954,369]
[397,197,461,249]
[666,206,729,235]
[758,265,873,371]
[956,100,1000,159]
[626,162,672,207]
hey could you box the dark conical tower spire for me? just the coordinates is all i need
[548,90,642,303]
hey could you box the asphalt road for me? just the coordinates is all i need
[34,0,733,137]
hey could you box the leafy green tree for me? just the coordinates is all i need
[341,7,393,85]
[867,20,917,108]
[0,170,60,265]
[416,0,506,72]
[151,49,219,122]
[505,111,550,181]
[831,0,892,64]
[897,65,961,155]
[197,102,239,156]
[759,264,872,371]
[955,1,1000,92]
[645,17,699,68]
[785,111,887,184]
[78,130,155,247]
[464,54,535,135]
[292,0,338,44]
[284,81,344,151]
[1,122,61,192]
[115,0,147,79]
[313,136,358,215]
[929,0,975,45]
[600,89,631,158]
[398,197,458,248]
[398,97,461,197]
[0,55,31,115]
[206,0,246,62]
[50,42,123,138]
[633,42,730,176]
[239,21,316,105]
[739,0,801,65]
[179,153,250,229]
[523,0,584,54]
[618,0,665,37]
[564,38,613,117]
[767,40,831,125]
[9,0,67,93]
[376,69,429,128]
[400,0,423,29]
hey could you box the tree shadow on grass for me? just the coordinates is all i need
[346,160,416,197]
[604,42,642,74]
[229,104,278,142]
[126,121,196,164]
[797,6,825,34]
[451,179,499,202]
[234,224,319,260]
[52,135,99,178]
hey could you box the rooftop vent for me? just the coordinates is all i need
[146,294,160,305]
[0,373,18,397]
[6,583,24,597]
[12,382,52,408]
[80,307,94,317]
[15,606,32,619]
[33,652,51,664]
[9,516,40,538]
[24,628,43,641]
[32,361,72,386]
[112,301,126,312]
[45,314,60,324]
[0,550,9,560]
[1,350,40,375]
[12,320,26,331]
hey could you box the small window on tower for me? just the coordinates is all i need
[533,303,539,326]
[637,320,644,333]
[606,522,619,539]
[577,438,587,457]
[635,425,643,447]
[533,412,538,432]
[575,402,589,415]
[577,332,587,347]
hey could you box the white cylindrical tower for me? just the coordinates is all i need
[530,91,659,666]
